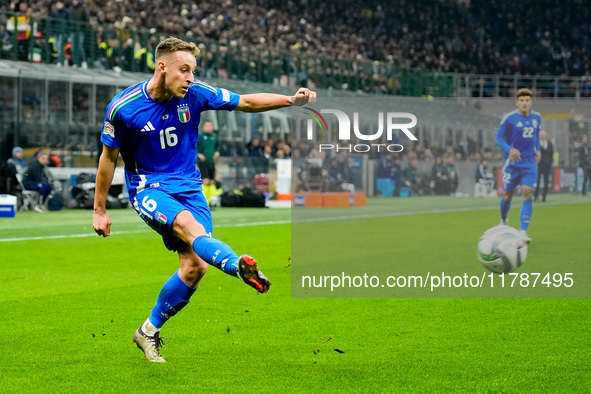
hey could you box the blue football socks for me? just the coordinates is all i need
[149,270,197,329]
[146,236,241,330]
[520,199,532,231]
[192,236,239,277]
[500,198,511,222]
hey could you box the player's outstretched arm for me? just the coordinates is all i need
[93,144,119,237]
[495,123,512,155]
[235,88,317,113]
[495,120,521,161]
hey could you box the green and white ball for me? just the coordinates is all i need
[477,225,528,274]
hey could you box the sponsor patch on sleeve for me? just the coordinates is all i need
[221,88,230,102]
[103,121,115,137]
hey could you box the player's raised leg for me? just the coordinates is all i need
[173,210,271,293]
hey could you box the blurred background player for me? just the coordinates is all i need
[93,37,316,363]
[496,88,541,243]
[534,130,553,202]
[578,134,590,196]
[197,120,219,204]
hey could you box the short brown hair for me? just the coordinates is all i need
[516,88,533,98]
[155,37,200,60]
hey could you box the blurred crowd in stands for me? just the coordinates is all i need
[289,133,501,162]
[1,0,589,197]
[1,0,590,90]
[229,133,502,196]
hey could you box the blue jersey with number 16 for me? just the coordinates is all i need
[495,109,542,168]
[100,79,239,201]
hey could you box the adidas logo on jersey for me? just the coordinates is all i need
[516,122,523,127]
[141,121,155,132]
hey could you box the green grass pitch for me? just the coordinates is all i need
[0,196,589,392]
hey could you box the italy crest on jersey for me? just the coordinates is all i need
[177,103,191,123]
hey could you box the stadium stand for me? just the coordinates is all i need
[6,0,587,74]
[0,0,589,97]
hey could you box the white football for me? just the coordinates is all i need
[477,225,528,274]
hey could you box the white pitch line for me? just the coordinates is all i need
[293,205,499,223]
[292,198,591,223]
[222,219,291,227]
[1,199,588,243]
[0,229,148,242]
[0,220,292,243]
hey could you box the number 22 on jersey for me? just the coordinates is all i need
[522,127,534,138]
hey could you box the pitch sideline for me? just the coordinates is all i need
[1,199,588,243]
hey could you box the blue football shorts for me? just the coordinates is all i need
[132,188,212,252]
[501,161,538,192]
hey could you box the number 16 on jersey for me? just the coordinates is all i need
[160,127,178,149]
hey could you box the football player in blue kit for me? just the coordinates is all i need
[495,88,541,244]
[93,37,316,363]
